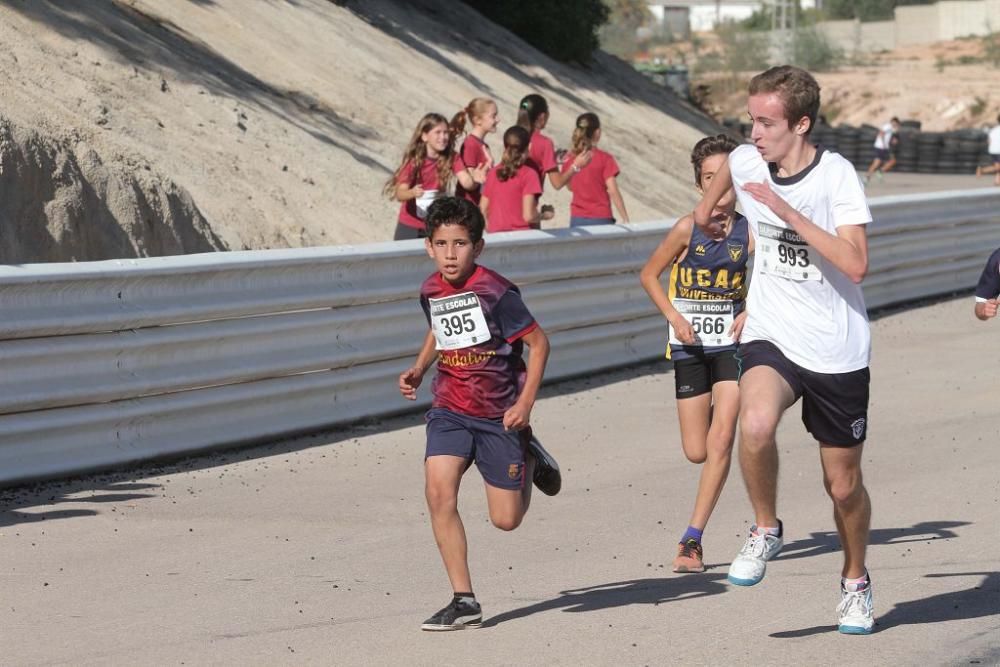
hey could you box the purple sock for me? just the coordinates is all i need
[679,525,704,545]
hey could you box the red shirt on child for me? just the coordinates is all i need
[454,135,491,205]
[397,158,443,230]
[526,130,557,193]
[561,147,619,219]
[482,164,542,233]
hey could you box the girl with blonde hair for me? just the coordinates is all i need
[560,113,629,227]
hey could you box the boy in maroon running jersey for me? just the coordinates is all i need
[399,197,561,631]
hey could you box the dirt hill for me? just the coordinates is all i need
[0,0,719,262]
[0,117,224,262]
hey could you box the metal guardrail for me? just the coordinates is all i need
[2,188,998,485]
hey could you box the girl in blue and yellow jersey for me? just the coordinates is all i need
[639,134,753,574]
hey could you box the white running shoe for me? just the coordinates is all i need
[727,522,783,586]
[837,581,875,635]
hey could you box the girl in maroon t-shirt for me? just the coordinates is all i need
[516,94,591,206]
[385,113,487,240]
[449,98,499,206]
[560,112,630,227]
[480,126,545,233]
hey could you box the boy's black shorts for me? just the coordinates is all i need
[673,349,740,399]
[737,340,869,447]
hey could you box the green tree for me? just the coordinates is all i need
[984,28,1000,68]
[599,0,654,59]
[741,8,775,31]
[792,26,843,71]
[462,0,610,63]
[822,0,935,21]
[716,22,771,74]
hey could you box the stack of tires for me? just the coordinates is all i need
[856,125,878,166]
[939,134,963,173]
[811,123,838,152]
[835,125,861,165]
[915,132,942,174]
[891,132,914,173]
[727,118,991,174]
[955,130,988,174]
[720,117,748,139]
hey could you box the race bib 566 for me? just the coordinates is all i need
[669,299,734,347]
[429,292,491,350]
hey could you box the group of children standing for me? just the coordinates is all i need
[386,94,629,240]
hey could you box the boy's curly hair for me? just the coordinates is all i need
[424,197,485,243]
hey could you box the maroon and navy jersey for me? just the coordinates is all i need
[974,247,1000,302]
[420,265,538,419]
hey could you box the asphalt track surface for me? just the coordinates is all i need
[3,293,999,666]
[859,170,998,197]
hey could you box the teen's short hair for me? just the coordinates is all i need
[690,134,740,186]
[748,66,820,135]
[424,196,485,243]
[891,116,900,123]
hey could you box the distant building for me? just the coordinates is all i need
[647,0,756,36]
[647,0,816,35]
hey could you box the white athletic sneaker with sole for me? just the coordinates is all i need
[837,582,875,635]
[727,523,783,586]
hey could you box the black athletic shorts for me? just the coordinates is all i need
[736,340,869,446]
[673,348,740,399]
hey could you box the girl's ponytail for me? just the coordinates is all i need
[497,126,530,182]
[571,112,601,156]
[516,94,549,133]
[451,97,496,139]
[449,109,469,139]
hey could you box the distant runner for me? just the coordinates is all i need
[975,114,1000,187]
[864,116,899,184]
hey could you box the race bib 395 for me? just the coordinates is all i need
[429,292,491,350]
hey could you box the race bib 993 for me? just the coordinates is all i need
[758,221,822,281]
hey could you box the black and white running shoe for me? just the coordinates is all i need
[527,435,561,496]
[421,598,483,631]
